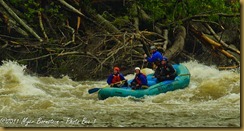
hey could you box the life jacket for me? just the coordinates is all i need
[111,74,121,83]
[163,64,171,74]
[160,63,176,77]
[135,73,146,85]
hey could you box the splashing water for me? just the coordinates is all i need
[0,61,240,127]
[0,61,45,96]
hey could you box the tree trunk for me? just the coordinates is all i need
[95,14,120,33]
[164,26,186,60]
[204,23,240,55]
[137,5,151,21]
[189,24,240,66]
[131,3,139,31]
[0,11,29,37]
[162,29,169,52]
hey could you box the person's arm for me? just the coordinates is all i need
[119,73,126,80]
[130,78,136,87]
[168,64,176,77]
[140,75,148,86]
[154,69,159,78]
[156,67,166,82]
[146,52,163,62]
[146,53,156,62]
[157,76,165,82]
[107,75,113,85]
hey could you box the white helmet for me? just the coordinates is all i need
[135,67,140,70]
[150,46,156,50]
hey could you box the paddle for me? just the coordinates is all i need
[88,87,103,94]
[141,60,145,69]
[88,80,127,94]
[178,73,191,76]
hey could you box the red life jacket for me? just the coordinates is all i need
[111,74,121,83]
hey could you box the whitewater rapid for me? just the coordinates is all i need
[0,61,240,127]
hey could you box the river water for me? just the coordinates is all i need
[0,61,240,127]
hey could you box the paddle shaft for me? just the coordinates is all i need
[178,73,191,76]
[88,80,127,94]
[141,61,145,69]
[110,79,127,86]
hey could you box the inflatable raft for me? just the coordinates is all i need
[98,64,190,100]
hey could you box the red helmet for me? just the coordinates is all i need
[113,67,120,72]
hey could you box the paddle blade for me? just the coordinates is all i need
[88,88,101,94]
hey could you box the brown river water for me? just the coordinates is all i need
[0,61,240,127]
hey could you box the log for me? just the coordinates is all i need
[127,3,139,31]
[164,26,186,60]
[204,23,240,55]
[63,24,75,46]
[38,11,48,41]
[57,0,85,17]
[0,11,29,37]
[42,14,58,39]
[162,29,169,52]
[218,65,239,70]
[57,0,97,25]
[189,24,240,66]
[80,1,120,34]
[157,13,240,28]
[137,5,151,21]
[0,0,43,42]
[154,25,162,34]
[95,14,120,33]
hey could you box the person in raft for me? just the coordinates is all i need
[130,67,148,90]
[107,67,128,87]
[154,57,177,83]
[143,45,163,68]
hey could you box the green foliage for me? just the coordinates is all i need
[139,0,167,21]
[112,16,130,28]
[138,0,240,26]
[128,3,138,17]
[9,0,41,22]
[83,0,91,6]
[8,0,64,23]
[187,0,231,14]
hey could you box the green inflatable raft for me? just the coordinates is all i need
[98,64,190,100]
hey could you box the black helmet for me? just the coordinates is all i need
[162,57,168,61]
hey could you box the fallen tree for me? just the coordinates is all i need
[0,0,240,80]
[189,23,240,67]
[0,0,43,42]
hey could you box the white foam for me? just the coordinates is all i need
[0,61,46,96]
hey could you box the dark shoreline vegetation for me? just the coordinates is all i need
[0,0,240,80]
